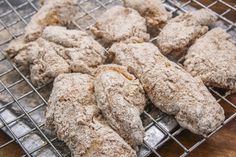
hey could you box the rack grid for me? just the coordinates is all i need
[0,0,235,157]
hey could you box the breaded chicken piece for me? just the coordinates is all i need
[27,38,71,86]
[123,0,171,28]
[42,26,106,74]
[156,9,217,59]
[90,6,149,45]
[5,36,26,58]
[24,0,78,42]
[46,73,137,157]
[184,28,236,92]
[6,26,105,86]
[94,64,146,149]
[109,42,225,135]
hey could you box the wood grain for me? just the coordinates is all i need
[0,130,23,157]
[150,0,236,155]
[149,93,236,157]
[1,94,235,157]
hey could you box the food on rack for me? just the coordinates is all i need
[46,73,136,157]
[184,28,236,92]
[5,37,26,58]
[156,9,217,59]
[109,42,225,135]
[123,0,171,28]
[41,26,106,76]
[6,26,106,86]
[24,0,78,42]
[90,6,150,45]
[94,64,146,149]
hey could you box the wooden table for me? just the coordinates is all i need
[0,130,23,157]
[150,94,236,157]
[0,96,235,157]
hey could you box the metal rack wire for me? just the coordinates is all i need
[0,0,235,157]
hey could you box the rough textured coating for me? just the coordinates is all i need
[123,0,171,28]
[6,26,106,86]
[156,9,217,58]
[109,42,225,135]
[24,0,78,42]
[46,73,137,157]
[184,28,236,92]
[90,6,150,45]
[28,38,71,86]
[94,64,146,149]
[5,36,26,58]
[42,26,106,74]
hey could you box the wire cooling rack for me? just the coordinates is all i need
[0,0,236,157]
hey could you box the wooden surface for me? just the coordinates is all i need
[150,93,236,157]
[188,94,236,157]
[188,119,236,157]
[0,94,235,157]
[0,130,23,157]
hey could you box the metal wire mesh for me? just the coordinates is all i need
[0,0,235,157]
